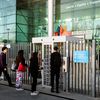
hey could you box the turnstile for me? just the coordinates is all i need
[32,36,83,91]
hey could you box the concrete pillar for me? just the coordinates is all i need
[48,0,53,37]
[92,40,96,97]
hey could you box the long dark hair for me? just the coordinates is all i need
[18,50,24,57]
[16,50,25,69]
[31,52,38,60]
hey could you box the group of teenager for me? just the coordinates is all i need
[0,46,62,96]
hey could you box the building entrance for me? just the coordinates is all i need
[32,36,82,91]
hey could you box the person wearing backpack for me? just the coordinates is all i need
[0,47,13,87]
[50,46,61,93]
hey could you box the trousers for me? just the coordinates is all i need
[51,70,60,91]
[31,72,38,92]
[16,71,24,88]
[0,68,12,85]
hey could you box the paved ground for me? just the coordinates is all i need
[0,80,99,100]
[0,85,69,100]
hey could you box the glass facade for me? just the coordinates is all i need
[54,0,100,39]
[16,0,47,42]
[0,0,100,43]
[0,0,16,43]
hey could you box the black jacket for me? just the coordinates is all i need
[30,52,39,76]
[0,53,7,69]
[50,52,61,71]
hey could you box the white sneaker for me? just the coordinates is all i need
[16,88,24,91]
[30,92,38,96]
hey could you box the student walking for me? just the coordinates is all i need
[0,47,13,87]
[29,52,39,96]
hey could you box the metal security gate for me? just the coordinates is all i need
[42,43,52,87]
[96,40,100,97]
[32,36,82,90]
[67,39,100,97]
[32,36,67,89]
[32,42,52,88]
[42,42,66,89]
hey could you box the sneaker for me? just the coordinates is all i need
[16,88,24,91]
[30,92,38,96]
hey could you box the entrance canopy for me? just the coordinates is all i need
[32,36,84,43]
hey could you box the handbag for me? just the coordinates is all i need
[11,61,16,71]
[18,63,26,72]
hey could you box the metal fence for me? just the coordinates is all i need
[7,43,31,85]
[96,40,100,97]
[68,40,92,95]
[67,40,100,97]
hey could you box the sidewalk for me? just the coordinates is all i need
[0,84,68,100]
[0,80,99,100]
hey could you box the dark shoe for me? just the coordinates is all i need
[56,90,59,93]
[51,89,54,92]
[9,83,14,87]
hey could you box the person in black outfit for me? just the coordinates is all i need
[30,52,39,96]
[50,46,61,93]
[0,47,13,87]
